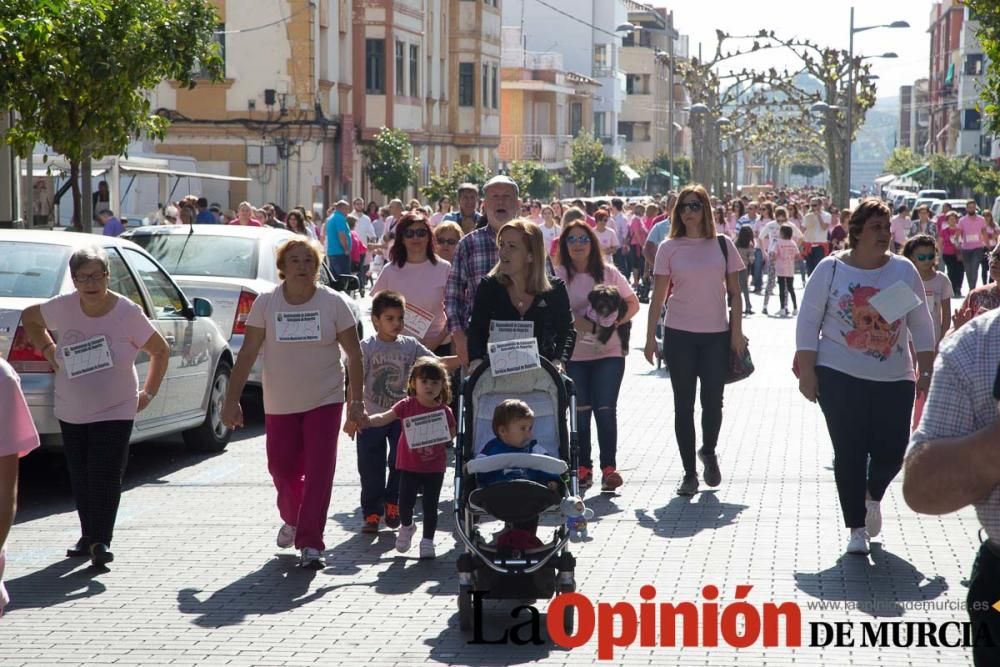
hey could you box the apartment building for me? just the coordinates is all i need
[927,0,964,156]
[149,0,500,210]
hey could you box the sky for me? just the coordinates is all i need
[670,0,936,100]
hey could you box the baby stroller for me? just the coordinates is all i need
[453,357,582,634]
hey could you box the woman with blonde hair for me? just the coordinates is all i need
[644,184,745,497]
[466,220,574,367]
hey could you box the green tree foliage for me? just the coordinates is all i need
[361,127,418,199]
[508,161,558,200]
[569,130,619,194]
[882,147,925,177]
[649,153,692,186]
[0,0,224,227]
[791,164,824,183]
[965,0,1000,135]
[419,161,492,204]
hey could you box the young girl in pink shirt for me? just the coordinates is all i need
[774,225,799,316]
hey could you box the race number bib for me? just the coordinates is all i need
[488,337,541,377]
[868,281,923,324]
[489,320,534,343]
[62,335,113,379]
[403,409,452,449]
[402,303,435,339]
[275,311,321,342]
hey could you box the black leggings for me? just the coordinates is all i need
[778,276,798,310]
[397,470,444,539]
[662,327,729,474]
[58,419,134,546]
[943,253,964,295]
[815,367,913,528]
[968,542,1000,665]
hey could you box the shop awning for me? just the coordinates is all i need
[899,164,929,179]
[620,164,640,181]
[874,173,897,185]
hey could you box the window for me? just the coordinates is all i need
[396,41,405,95]
[105,249,145,311]
[593,44,609,75]
[195,24,225,78]
[626,74,639,94]
[570,102,583,137]
[0,242,68,298]
[459,62,474,106]
[122,249,187,320]
[619,121,634,142]
[483,63,489,107]
[483,0,497,6]
[409,44,419,97]
[129,234,259,280]
[365,39,385,93]
[965,54,984,76]
[491,64,498,109]
[594,112,606,138]
[963,108,982,131]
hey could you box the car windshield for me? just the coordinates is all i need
[0,242,69,297]
[130,234,259,279]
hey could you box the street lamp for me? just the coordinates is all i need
[844,9,909,205]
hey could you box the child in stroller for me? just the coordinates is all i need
[474,399,561,492]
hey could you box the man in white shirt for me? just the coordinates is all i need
[802,198,830,276]
[353,197,376,294]
[611,198,631,276]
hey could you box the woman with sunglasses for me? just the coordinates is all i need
[373,212,453,354]
[433,221,463,264]
[21,247,170,568]
[554,221,638,492]
[644,185,745,497]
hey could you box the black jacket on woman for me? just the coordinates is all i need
[467,275,574,363]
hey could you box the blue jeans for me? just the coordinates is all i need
[356,421,402,516]
[567,356,626,469]
[328,253,351,276]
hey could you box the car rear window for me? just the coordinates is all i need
[130,234,259,279]
[0,242,69,297]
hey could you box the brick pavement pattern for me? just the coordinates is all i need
[0,291,981,665]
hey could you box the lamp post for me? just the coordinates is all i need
[844,8,909,206]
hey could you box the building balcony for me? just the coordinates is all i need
[497,134,573,165]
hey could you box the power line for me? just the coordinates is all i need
[216,2,313,35]
[531,0,625,39]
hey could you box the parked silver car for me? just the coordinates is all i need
[0,230,233,452]
[122,225,362,386]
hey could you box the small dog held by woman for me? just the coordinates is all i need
[585,284,631,350]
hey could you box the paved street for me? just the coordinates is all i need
[0,288,982,666]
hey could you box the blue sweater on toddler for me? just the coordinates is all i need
[475,438,562,487]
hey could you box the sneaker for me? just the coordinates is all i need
[396,523,417,553]
[781,308,789,317]
[746,308,754,315]
[762,307,768,315]
[792,307,798,315]
[865,500,882,537]
[276,523,296,549]
[846,528,870,555]
[361,513,381,534]
[600,466,623,491]
[698,449,722,487]
[419,538,436,559]
[299,547,324,569]
[676,473,699,496]
[384,503,401,529]
[578,466,593,489]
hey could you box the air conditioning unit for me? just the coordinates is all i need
[262,145,279,165]
[246,145,262,165]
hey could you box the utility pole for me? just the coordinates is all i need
[666,10,674,190]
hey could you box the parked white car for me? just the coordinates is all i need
[930,199,972,217]
[0,230,233,452]
[122,225,362,386]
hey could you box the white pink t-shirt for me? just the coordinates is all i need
[246,284,358,415]
[595,228,619,253]
[554,264,635,361]
[392,396,456,473]
[0,358,40,457]
[40,293,156,424]
[653,236,745,333]
[372,258,451,343]
[774,239,799,278]
[890,215,912,245]
[958,215,987,250]
[540,223,562,257]
[921,271,954,343]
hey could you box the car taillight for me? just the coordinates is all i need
[232,290,257,335]
[7,324,54,373]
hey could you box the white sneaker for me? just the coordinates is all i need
[846,528,870,555]
[781,308,789,317]
[419,538,436,559]
[865,500,882,537]
[396,523,417,553]
[276,523,296,549]
[792,307,798,315]
[299,547,324,569]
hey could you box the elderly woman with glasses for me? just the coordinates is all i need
[21,247,170,568]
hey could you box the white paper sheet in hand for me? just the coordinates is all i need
[488,337,540,377]
[489,320,534,343]
[62,335,113,378]
[275,310,321,342]
[402,303,434,339]
[868,281,923,324]
[403,409,451,448]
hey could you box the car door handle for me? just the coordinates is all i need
[164,335,176,346]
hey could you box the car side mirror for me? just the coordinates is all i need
[334,274,359,293]
[192,297,214,318]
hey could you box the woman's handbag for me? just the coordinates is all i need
[717,236,755,384]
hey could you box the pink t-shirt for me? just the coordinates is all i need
[654,236,745,333]
[228,218,263,227]
[372,258,452,343]
[554,264,635,361]
[0,358,40,457]
[958,215,987,250]
[890,216,912,245]
[393,397,455,473]
[629,219,648,247]
[594,228,619,252]
[939,225,959,255]
[40,293,155,424]
[246,284,358,415]
[774,239,799,278]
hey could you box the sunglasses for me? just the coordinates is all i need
[914,252,936,261]
[677,202,703,213]
[566,235,591,245]
[403,228,429,239]
[436,237,458,246]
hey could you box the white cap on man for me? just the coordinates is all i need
[482,175,519,197]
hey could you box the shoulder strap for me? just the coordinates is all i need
[717,234,728,269]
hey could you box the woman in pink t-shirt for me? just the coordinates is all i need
[228,201,263,227]
[222,238,363,569]
[1,358,41,615]
[643,184,745,497]
[21,247,169,568]
[938,211,964,296]
[373,211,452,354]
[554,220,638,492]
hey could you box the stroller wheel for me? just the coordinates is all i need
[458,585,473,632]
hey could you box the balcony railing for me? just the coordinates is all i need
[497,134,573,163]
